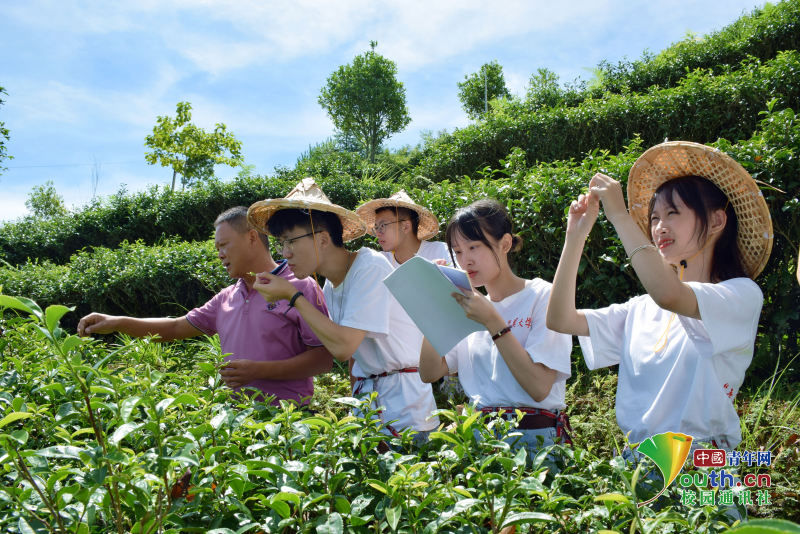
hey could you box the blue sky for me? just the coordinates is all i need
[1,0,765,221]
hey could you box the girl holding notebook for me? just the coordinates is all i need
[418,199,573,453]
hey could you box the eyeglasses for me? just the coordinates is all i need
[373,219,408,235]
[277,231,314,251]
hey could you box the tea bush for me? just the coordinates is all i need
[597,0,800,94]
[0,176,395,266]
[415,50,800,182]
[1,296,796,532]
[0,239,229,330]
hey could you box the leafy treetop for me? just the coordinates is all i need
[25,180,67,219]
[457,60,511,120]
[144,101,243,190]
[318,41,411,163]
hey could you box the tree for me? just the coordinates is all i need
[318,41,411,163]
[525,68,563,111]
[457,61,511,120]
[144,101,243,190]
[0,86,11,175]
[26,180,67,219]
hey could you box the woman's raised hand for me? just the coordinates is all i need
[588,173,628,223]
[567,192,600,239]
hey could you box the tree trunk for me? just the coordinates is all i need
[171,169,177,191]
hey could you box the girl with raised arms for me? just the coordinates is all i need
[546,141,773,451]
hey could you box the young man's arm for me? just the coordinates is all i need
[77,313,200,341]
[292,295,366,361]
[253,272,367,361]
[219,345,333,388]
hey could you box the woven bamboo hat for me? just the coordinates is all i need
[248,178,366,242]
[627,141,773,279]
[356,190,440,240]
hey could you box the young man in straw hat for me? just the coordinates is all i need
[77,206,332,405]
[248,178,439,439]
[547,141,772,455]
[356,191,463,397]
[356,190,451,268]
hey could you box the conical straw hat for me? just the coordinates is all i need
[248,177,366,242]
[627,141,773,279]
[356,190,440,240]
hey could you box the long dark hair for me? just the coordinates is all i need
[648,175,746,282]
[444,199,522,267]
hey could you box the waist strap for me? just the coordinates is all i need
[480,406,573,445]
[352,367,419,438]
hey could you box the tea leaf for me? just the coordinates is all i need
[110,422,143,446]
[0,412,33,429]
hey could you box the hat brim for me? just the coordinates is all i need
[248,198,367,242]
[355,199,440,241]
[627,141,773,279]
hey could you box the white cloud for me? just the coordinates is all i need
[504,69,529,99]
[10,63,183,130]
[5,0,614,78]
[0,191,30,222]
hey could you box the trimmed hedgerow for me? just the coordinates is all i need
[0,239,229,329]
[0,176,396,266]
[597,0,800,94]
[5,299,794,531]
[415,50,800,182]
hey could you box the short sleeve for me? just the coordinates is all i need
[578,300,633,370]
[337,252,392,336]
[293,277,327,347]
[686,278,763,355]
[185,289,226,335]
[444,337,468,373]
[525,283,572,379]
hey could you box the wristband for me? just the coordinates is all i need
[288,291,304,308]
[627,243,657,261]
[491,326,511,342]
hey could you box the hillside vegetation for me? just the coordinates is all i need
[1,2,799,530]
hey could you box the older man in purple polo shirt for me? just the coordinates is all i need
[78,206,332,404]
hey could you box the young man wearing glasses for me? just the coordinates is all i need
[77,206,332,405]
[248,179,439,441]
[356,191,451,268]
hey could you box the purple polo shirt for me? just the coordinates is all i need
[185,260,327,404]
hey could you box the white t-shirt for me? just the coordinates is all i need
[578,277,762,448]
[384,240,453,269]
[444,279,572,411]
[323,247,439,432]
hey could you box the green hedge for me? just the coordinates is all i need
[598,0,800,94]
[0,239,230,329]
[0,176,396,266]
[2,108,797,384]
[7,55,800,267]
[415,50,800,182]
[6,301,788,531]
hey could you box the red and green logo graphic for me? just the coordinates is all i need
[635,431,693,507]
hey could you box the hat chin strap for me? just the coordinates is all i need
[653,238,712,353]
[670,233,714,275]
